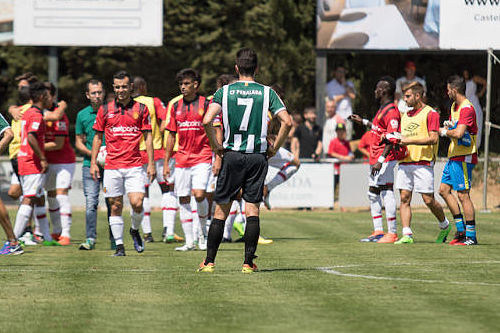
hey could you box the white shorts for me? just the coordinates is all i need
[167,158,175,185]
[268,147,294,169]
[368,160,397,187]
[175,163,211,197]
[396,163,434,193]
[20,173,46,197]
[11,173,20,186]
[103,166,146,198]
[45,163,75,191]
[144,159,166,187]
[207,171,217,193]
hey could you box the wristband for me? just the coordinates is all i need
[439,129,448,137]
[377,156,385,164]
[362,119,369,126]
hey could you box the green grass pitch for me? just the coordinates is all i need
[1,209,500,333]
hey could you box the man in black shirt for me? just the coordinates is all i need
[291,107,323,161]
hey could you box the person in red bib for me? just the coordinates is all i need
[350,76,403,244]
[43,82,76,246]
[90,71,155,256]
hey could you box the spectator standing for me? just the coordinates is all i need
[322,98,345,155]
[395,61,427,113]
[326,66,356,139]
[292,107,322,161]
[463,69,486,148]
[327,123,353,198]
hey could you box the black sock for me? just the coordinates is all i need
[205,218,225,264]
[244,216,260,266]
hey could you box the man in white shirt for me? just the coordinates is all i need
[326,66,356,140]
[322,98,345,155]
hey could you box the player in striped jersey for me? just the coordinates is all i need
[198,48,292,273]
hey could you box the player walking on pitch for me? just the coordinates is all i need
[198,48,292,273]
[350,76,403,244]
[395,82,451,244]
[90,71,155,256]
[438,75,478,246]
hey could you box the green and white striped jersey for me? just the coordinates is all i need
[212,81,285,153]
[0,113,10,137]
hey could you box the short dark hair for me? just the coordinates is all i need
[29,81,48,102]
[44,82,56,96]
[236,48,258,76]
[447,75,466,95]
[15,72,38,83]
[18,85,31,104]
[176,68,201,85]
[378,76,396,99]
[86,79,103,92]
[216,74,237,88]
[403,81,424,96]
[113,70,131,81]
[303,106,316,114]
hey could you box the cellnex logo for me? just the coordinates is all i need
[465,0,500,5]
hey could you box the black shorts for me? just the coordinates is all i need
[11,158,20,181]
[214,150,268,204]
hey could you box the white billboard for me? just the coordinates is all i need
[14,0,163,46]
[440,0,500,50]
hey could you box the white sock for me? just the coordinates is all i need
[47,196,61,234]
[131,208,143,230]
[35,205,52,241]
[236,199,246,223]
[109,216,124,245]
[266,164,298,192]
[381,190,397,234]
[191,196,200,241]
[368,191,384,232]
[224,201,239,240]
[402,227,413,236]
[14,204,33,238]
[439,217,450,229]
[179,202,193,247]
[142,196,151,234]
[56,194,72,238]
[196,198,209,237]
[164,191,177,236]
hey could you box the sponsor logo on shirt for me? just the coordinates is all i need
[178,121,202,131]
[32,122,40,130]
[390,119,399,129]
[57,121,67,131]
[110,126,140,136]
[229,89,262,96]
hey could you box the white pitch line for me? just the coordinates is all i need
[317,267,500,287]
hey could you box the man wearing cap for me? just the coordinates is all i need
[327,122,353,199]
[395,61,427,113]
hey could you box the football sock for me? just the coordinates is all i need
[179,202,194,246]
[465,220,476,239]
[266,163,298,192]
[224,201,239,240]
[244,216,260,266]
[47,196,62,234]
[205,218,225,264]
[14,204,32,238]
[35,205,52,241]
[453,213,465,233]
[164,191,177,236]
[109,216,124,245]
[439,217,450,229]
[56,194,72,238]
[131,208,143,230]
[196,198,209,237]
[368,191,384,232]
[402,227,413,236]
[381,189,397,234]
[236,200,246,223]
[191,196,200,241]
[141,196,152,234]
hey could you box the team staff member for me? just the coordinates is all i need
[199,48,292,273]
[350,76,403,244]
[13,82,57,246]
[438,75,478,246]
[75,79,114,250]
[164,68,213,252]
[43,82,76,246]
[395,82,451,244]
[133,76,168,243]
[90,71,155,256]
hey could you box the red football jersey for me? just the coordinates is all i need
[369,102,402,165]
[45,113,76,164]
[154,97,167,121]
[165,95,212,168]
[18,106,46,175]
[93,100,152,169]
[328,137,352,175]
